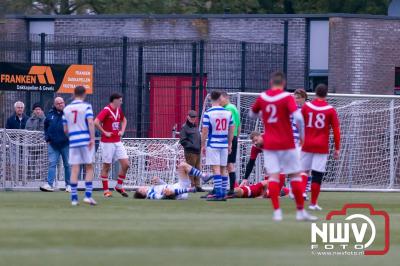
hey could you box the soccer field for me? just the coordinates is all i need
[0,191,398,266]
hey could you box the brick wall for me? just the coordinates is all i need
[54,17,306,90]
[0,18,27,35]
[329,17,400,94]
[0,19,29,126]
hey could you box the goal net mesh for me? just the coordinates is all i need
[1,93,400,191]
[202,92,400,190]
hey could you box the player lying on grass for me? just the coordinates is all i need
[234,179,290,199]
[133,162,208,200]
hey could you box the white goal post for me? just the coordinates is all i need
[1,92,400,192]
[200,92,400,192]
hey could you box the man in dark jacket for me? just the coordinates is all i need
[40,97,71,192]
[179,110,204,192]
[6,101,28,129]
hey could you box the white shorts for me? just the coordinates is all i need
[171,177,191,200]
[69,146,95,165]
[263,149,302,175]
[301,152,329,173]
[296,144,302,156]
[205,147,228,166]
[100,142,128,164]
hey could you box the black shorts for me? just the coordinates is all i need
[228,136,238,164]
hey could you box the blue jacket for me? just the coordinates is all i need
[44,107,69,149]
[6,114,28,129]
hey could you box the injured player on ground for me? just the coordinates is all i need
[133,162,208,200]
[234,179,290,199]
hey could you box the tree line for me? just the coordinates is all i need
[1,0,391,16]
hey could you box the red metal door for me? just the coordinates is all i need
[148,74,206,138]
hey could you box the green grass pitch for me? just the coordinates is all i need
[0,191,398,266]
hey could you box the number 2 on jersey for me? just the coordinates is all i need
[266,104,278,123]
[215,118,227,130]
[307,112,326,128]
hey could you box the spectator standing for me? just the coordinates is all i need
[179,110,204,192]
[25,103,45,131]
[40,97,71,192]
[6,101,28,129]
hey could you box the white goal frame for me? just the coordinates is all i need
[200,92,400,192]
[1,92,400,192]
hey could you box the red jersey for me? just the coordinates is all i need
[96,104,125,143]
[241,182,265,198]
[251,90,298,150]
[250,145,262,160]
[301,99,340,154]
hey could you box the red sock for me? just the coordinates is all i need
[311,182,321,205]
[279,174,286,191]
[301,173,308,193]
[290,179,304,210]
[117,175,126,188]
[101,176,109,192]
[268,181,280,210]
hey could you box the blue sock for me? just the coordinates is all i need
[189,167,202,177]
[85,182,93,198]
[221,176,228,198]
[70,183,78,202]
[174,188,192,196]
[213,175,222,198]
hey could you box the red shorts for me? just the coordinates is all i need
[241,183,264,198]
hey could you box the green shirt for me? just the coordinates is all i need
[224,103,240,137]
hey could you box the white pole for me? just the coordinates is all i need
[235,92,241,180]
[389,99,395,189]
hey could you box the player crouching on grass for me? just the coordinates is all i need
[301,84,340,211]
[62,86,97,206]
[133,162,208,200]
[94,93,130,198]
[245,131,286,189]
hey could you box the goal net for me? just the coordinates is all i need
[201,92,400,191]
[1,92,400,191]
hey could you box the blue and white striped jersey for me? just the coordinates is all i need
[291,105,301,145]
[202,106,233,149]
[62,100,94,148]
[146,184,170,200]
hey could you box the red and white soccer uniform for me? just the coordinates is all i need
[301,99,340,172]
[251,90,301,174]
[251,89,306,212]
[240,182,290,198]
[250,145,262,161]
[96,104,129,163]
[240,182,265,198]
